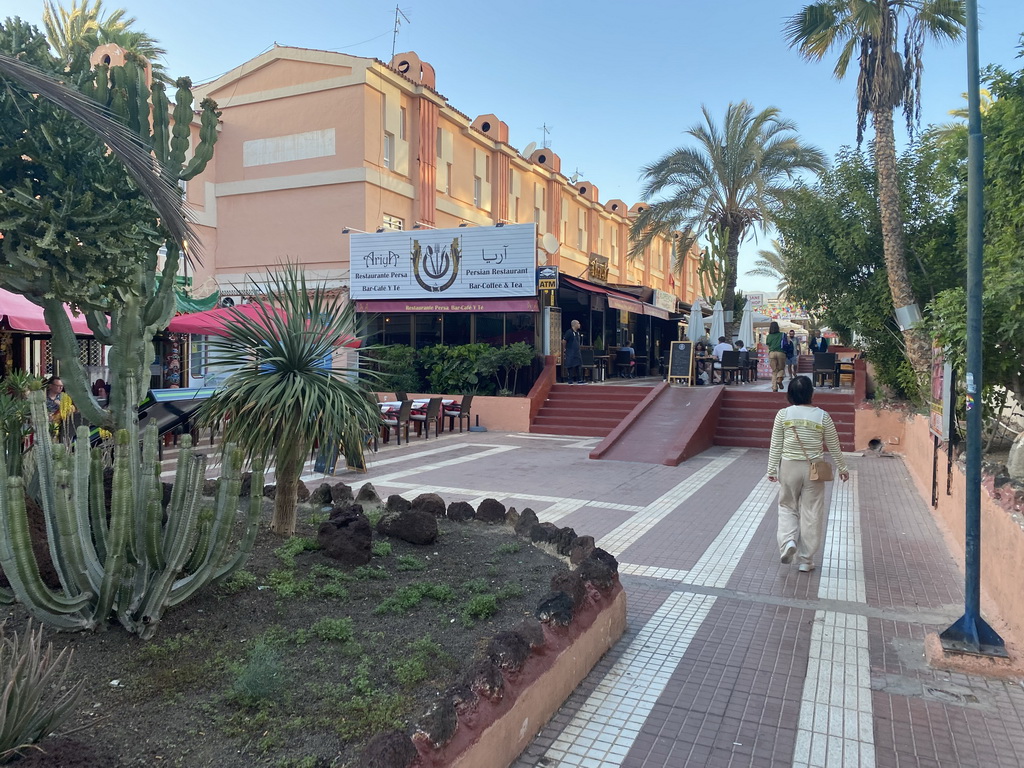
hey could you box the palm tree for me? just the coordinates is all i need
[199,266,382,537]
[785,0,965,385]
[43,0,169,81]
[746,239,790,298]
[630,102,825,334]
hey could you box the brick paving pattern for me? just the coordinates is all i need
[214,424,1024,767]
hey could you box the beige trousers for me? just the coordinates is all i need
[776,458,827,566]
[769,351,787,390]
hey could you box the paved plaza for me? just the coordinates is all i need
[280,426,1023,767]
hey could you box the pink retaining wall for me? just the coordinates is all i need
[857,408,1024,646]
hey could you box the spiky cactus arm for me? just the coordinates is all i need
[0,475,93,630]
[210,457,265,585]
[92,431,135,627]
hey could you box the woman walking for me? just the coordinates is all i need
[765,321,787,392]
[766,376,850,572]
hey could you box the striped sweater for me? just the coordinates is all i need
[766,405,848,476]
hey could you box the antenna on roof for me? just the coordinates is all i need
[391,6,411,60]
[539,123,552,149]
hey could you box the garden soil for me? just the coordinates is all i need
[3,498,569,768]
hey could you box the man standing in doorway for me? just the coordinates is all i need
[563,319,584,384]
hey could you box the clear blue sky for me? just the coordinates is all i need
[6,1,1022,293]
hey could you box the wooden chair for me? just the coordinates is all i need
[394,391,408,402]
[382,399,412,445]
[410,397,443,438]
[444,394,474,433]
[718,350,742,384]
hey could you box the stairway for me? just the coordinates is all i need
[714,389,856,451]
[531,384,650,438]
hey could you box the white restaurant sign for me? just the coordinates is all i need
[350,223,537,300]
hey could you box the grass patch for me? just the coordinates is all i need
[266,569,315,598]
[219,569,258,595]
[395,554,427,571]
[311,617,355,643]
[374,583,457,615]
[274,536,319,568]
[390,637,454,688]
[496,541,521,555]
[351,565,390,581]
[371,540,393,557]
[461,577,489,593]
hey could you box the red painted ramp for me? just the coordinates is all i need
[590,385,725,466]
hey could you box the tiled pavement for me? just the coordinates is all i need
[190,425,1024,767]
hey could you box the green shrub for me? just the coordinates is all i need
[418,343,493,394]
[371,541,392,558]
[461,577,489,594]
[391,637,452,688]
[460,594,498,626]
[364,344,422,395]
[496,541,521,555]
[0,622,83,762]
[229,640,283,707]
[476,342,535,395]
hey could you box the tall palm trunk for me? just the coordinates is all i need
[271,440,305,536]
[872,109,931,383]
[723,222,741,337]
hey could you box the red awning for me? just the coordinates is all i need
[355,298,539,314]
[0,288,93,335]
[562,276,646,314]
[167,303,360,347]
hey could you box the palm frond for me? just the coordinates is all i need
[0,53,195,260]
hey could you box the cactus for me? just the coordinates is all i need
[0,390,262,639]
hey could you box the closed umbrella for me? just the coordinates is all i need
[709,300,726,343]
[686,299,703,342]
[737,305,755,350]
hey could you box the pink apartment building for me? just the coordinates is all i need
[180,45,702,379]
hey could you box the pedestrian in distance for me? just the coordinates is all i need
[766,376,850,572]
[808,330,829,354]
[765,322,787,392]
[562,319,584,384]
[785,329,799,381]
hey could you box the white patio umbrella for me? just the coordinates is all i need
[737,305,755,349]
[686,299,703,342]
[709,300,726,343]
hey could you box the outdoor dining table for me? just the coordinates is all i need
[379,399,455,441]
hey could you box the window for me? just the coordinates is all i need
[534,207,541,225]
[399,107,407,140]
[446,163,453,195]
[473,176,482,207]
[484,155,490,183]
[577,223,584,250]
[436,127,442,157]
[383,132,395,170]
[382,214,404,231]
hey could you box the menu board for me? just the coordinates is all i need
[667,341,694,384]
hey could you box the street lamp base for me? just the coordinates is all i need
[939,614,1008,658]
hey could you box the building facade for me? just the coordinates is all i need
[183,46,703,374]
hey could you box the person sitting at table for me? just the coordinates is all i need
[735,340,750,382]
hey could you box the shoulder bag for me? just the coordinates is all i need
[789,426,834,481]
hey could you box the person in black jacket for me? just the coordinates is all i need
[562,320,584,384]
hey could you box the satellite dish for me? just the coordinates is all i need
[522,141,537,158]
[541,233,559,254]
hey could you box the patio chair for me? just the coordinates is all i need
[614,349,636,378]
[580,347,597,383]
[444,394,474,433]
[394,391,408,402]
[718,350,742,385]
[410,397,443,439]
[382,399,412,445]
[812,353,839,388]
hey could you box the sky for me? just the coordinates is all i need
[6,0,1023,294]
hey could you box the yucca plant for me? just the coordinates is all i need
[199,264,382,537]
[0,621,83,763]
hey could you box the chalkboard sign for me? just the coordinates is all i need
[667,341,694,384]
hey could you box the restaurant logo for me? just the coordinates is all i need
[588,254,609,283]
[412,237,461,293]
